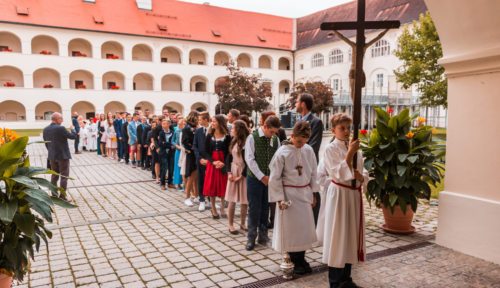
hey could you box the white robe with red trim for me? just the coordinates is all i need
[316,139,369,268]
[269,144,319,253]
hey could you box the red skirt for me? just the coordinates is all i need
[203,151,228,198]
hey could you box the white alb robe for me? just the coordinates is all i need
[269,144,319,253]
[316,138,369,268]
[87,123,98,151]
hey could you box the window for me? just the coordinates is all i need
[161,57,168,63]
[376,73,384,88]
[93,15,104,24]
[311,53,324,68]
[158,24,168,31]
[212,30,221,37]
[371,39,390,58]
[107,81,116,89]
[136,0,152,10]
[332,79,340,91]
[329,49,343,64]
[347,47,352,62]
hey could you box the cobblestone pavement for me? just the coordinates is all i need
[11,139,470,288]
[273,244,500,288]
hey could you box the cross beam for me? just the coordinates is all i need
[321,0,400,187]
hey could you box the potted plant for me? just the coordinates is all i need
[76,84,86,89]
[0,129,76,286]
[43,84,54,88]
[110,85,120,90]
[39,50,52,55]
[361,108,444,234]
[3,82,15,87]
[0,48,13,52]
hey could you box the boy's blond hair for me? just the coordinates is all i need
[330,113,352,128]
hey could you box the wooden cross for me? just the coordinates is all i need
[295,165,303,176]
[321,0,400,186]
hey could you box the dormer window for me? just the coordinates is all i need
[16,6,29,16]
[257,35,266,42]
[136,0,152,10]
[158,24,168,31]
[212,30,221,37]
[93,15,104,24]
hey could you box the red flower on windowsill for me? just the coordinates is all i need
[110,85,120,90]
[0,48,13,52]
[73,51,87,57]
[40,50,52,55]
[3,82,16,87]
[43,84,54,88]
[360,129,368,136]
[76,84,86,89]
[106,54,119,59]
[387,107,394,114]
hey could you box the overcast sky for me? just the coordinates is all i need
[178,0,353,18]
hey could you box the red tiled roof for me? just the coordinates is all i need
[0,0,293,50]
[297,0,428,50]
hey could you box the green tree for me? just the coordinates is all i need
[394,12,447,108]
[286,81,333,114]
[215,62,272,115]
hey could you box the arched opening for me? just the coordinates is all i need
[189,49,207,65]
[279,80,291,94]
[35,101,62,121]
[0,32,22,53]
[135,101,155,115]
[371,39,390,58]
[214,51,230,66]
[214,76,228,94]
[160,46,181,63]
[31,35,59,55]
[190,76,207,92]
[279,57,291,70]
[132,44,153,61]
[101,41,124,60]
[0,100,26,121]
[102,71,125,90]
[104,101,126,114]
[161,74,182,91]
[0,66,24,87]
[258,55,272,69]
[71,101,96,120]
[237,53,252,68]
[69,70,94,89]
[163,102,184,115]
[68,38,92,57]
[33,68,61,88]
[133,73,153,90]
[191,102,208,112]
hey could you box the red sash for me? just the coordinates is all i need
[331,179,365,262]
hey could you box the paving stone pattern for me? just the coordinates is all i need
[11,139,464,288]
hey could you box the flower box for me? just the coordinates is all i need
[110,85,120,90]
[3,82,16,87]
[0,47,13,52]
[43,84,54,88]
[40,50,52,55]
[76,84,86,89]
[73,51,87,57]
[106,54,119,59]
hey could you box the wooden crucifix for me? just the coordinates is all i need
[321,0,400,186]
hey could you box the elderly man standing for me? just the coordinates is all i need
[43,112,77,200]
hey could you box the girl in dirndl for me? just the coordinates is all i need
[203,115,231,219]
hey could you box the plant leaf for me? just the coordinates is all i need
[397,165,407,176]
[10,175,39,189]
[50,196,77,209]
[389,193,398,207]
[13,213,35,238]
[0,198,18,223]
[398,154,409,162]
[407,155,419,163]
[0,137,29,173]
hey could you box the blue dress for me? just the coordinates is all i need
[172,127,183,185]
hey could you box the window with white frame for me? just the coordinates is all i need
[376,73,384,87]
[371,39,390,58]
[347,47,352,62]
[332,78,340,91]
[311,53,324,68]
[329,49,343,64]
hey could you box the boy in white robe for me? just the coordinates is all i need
[316,113,369,288]
[87,119,98,151]
[269,121,319,275]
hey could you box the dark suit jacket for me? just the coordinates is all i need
[304,113,324,162]
[43,123,77,160]
[137,124,144,145]
[158,129,175,156]
[113,119,122,138]
[142,124,151,146]
[72,117,80,133]
[181,124,196,154]
[121,122,129,143]
[193,126,208,162]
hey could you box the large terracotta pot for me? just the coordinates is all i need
[381,204,415,234]
[0,272,13,288]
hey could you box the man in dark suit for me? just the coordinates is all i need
[72,112,81,154]
[193,111,211,211]
[296,93,324,225]
[114,112,123,161]
[43,112,77,200]
[121,114,131,164]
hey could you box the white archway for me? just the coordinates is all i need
[35,101,62,120]
[102,41,124,59]
[104,101,127,114]
[163,102,184,114]
[0,100,26,121]
[190,75,208,92]
[0,66,24,87]
[132,44,153,61]
[70,70,94,89]
[68,38,92,57]
[33,68,61,88]
[189,49,207,65]
[71,101,96,120]
[160,46,182,63]
[161,74,183,91]
[133,73,154,90]
[102,71,125,90]
[0,32,22,53]
[31,35,59,55]
[237,53,252,68]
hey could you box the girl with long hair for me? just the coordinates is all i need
[203,115,231,218]
[225,120,250,234]
[182,111,199,206]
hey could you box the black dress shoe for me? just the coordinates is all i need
[257,236,269,246]
[341,281,361,288]
[303,261,313,274]
[245,241,255,251]
[293,265,307,275]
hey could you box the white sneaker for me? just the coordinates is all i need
[184,198,194,207]
[191,197,199,204]
[198,202,206,211]
[120,159,124,163]
[216,204,221,209]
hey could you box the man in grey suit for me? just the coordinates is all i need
[296,93,324,225]
[43,112,77,200]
